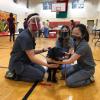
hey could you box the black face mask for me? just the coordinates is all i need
[71,35,82,50]
[71,35,81,41]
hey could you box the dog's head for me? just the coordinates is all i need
[47,47,65,61]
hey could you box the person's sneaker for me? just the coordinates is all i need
[5,70,14,79]
[90,76,95,83]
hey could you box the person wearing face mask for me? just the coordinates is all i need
[53,24,96,87]
[56,25,74,53]
[5,13,59,82]
[56,25,74,80]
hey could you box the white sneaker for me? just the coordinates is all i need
[90,76,95,83]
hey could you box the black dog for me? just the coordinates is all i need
[46,47,66,83]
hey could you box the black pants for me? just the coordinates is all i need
[9,29,15,42]
[9,26,15,41]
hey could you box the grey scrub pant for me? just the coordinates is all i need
[62,64,95,87]
[19,64,45,82]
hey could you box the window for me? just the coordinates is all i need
[43,2,52,10]
[72,0,84,9]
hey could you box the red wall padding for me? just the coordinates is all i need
[49,21,80,29]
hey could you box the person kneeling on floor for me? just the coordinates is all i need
[52,24,95,88]
[5,13,58,82]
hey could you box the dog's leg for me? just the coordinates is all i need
[47,68,52,82]
[52,68,58,83]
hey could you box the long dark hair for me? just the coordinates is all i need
[60,25,70,38]
[58,25,70,48]
[74,24,89,42]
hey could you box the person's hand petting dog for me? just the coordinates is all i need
[65,52,71,55]
[42,47,52,52]
[46,57,59,68]
[51,59,62,64]
[42,48,49,52]
[46,57,60,66]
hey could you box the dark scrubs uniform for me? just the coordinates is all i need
[63,39,95,87]
[8,29,45,82]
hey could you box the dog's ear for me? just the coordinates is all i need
[47,47,55,58]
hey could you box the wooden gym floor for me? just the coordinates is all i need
[0,36,100,100]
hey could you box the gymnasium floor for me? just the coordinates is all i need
[0,36,100,100]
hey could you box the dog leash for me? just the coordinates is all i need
[22,81,39,100]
